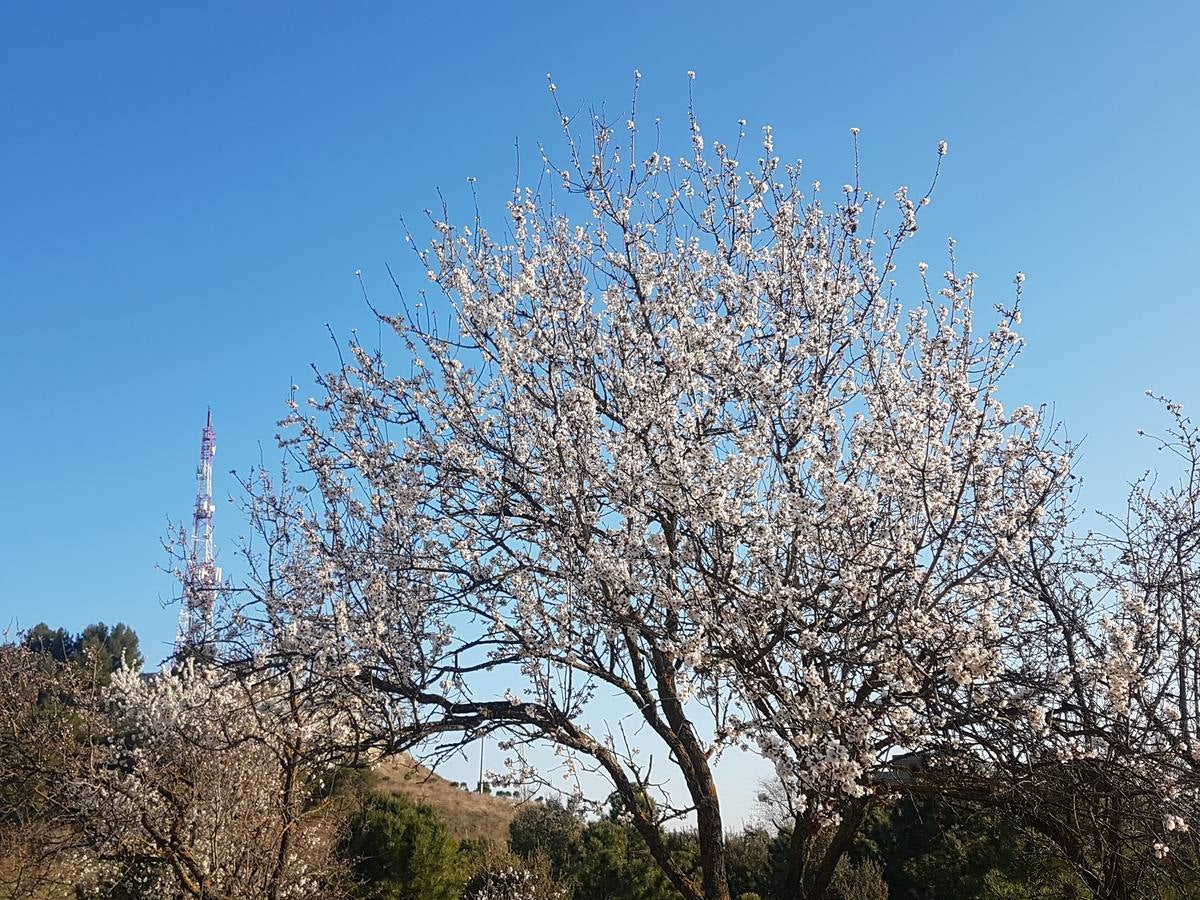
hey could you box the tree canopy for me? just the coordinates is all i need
[23,620,143,678]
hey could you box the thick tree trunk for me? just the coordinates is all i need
[776,799,868,900]
[778,816,811,900]
[806,800,868,900]
[692,766,731,900]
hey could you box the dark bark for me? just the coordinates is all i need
[775,799,868,900]
[806,798,869,900]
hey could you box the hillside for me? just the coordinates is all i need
[372,754,521,846]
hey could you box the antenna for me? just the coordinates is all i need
[175,408,221,656]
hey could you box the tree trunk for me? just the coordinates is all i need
[692,767,731,900]
[806,800,868,900]
[778,815,811,900]
[776,799,868,900]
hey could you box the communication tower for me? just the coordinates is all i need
[175,408,221,654]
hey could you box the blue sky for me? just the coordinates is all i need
[2,1,1198,823]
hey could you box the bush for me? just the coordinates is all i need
[570,819,683,900]
[725,828,772,900]
[339,791,465,900]
[832,858,889,900]
[509,802,584,876]
[864,796,1085,900]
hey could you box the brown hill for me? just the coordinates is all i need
[371,754,521,846]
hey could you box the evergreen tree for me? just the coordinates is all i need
[570,819,683,900]
[22,623,76,663]
[23,621,142,682]
[339,791,465,900]
[724,828,772,900]
[864,797,1086,900]
[509,801,584,878]
[77,622,143,675]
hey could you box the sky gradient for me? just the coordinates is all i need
[2,1,1198,824]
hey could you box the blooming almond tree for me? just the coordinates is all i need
[76,655,357,899]
[928,397,1200,900]
[246,80,1069,900]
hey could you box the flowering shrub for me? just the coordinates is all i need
[463,863,568,900]
[75,658,353,899]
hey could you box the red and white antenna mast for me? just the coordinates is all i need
[176,408,221,654]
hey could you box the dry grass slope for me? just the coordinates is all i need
[372,754,521,847]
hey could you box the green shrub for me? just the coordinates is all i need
[570,819,682,900]
[339,791,465,900]
[509,802,584,876]
[725,828,771,900]
[832,857,889,900]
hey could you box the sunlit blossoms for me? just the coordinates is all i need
[465,865,568,900]
[75,658,356,898]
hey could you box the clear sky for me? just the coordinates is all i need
[2,1,1198,825]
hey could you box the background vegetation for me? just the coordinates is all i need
[0,626,1114,898]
